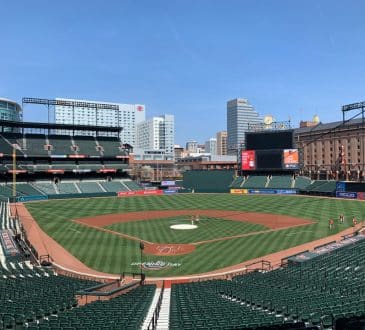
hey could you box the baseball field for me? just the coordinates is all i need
[24,194,364,277]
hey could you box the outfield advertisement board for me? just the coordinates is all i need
[17,195,48,202]
[336,191,357,199]
[248,189,297,195]
[118,190,163,197]
[161,180,176,186]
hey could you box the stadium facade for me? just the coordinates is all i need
[54,98,145,146]
[227,98,261,155]
[295,118,365,180]
[0,97,22,123]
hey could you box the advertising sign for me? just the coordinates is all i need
[230,189,244,194]
[283,149,299,169]
[161,180,176,186]
[118,190,164,197]
[241,150,256,170]
[336,191,357,199]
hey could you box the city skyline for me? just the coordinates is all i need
[2,1,365,145]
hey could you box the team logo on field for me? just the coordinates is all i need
[131,261,181,270]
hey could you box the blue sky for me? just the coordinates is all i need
[1,0,365,145]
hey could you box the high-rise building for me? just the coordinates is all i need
[216,131,227,155]
[54,98,145,146]
[186,140,198,153]
[136,114,175,160]
[227,98,261,154]
[205,138,217,155]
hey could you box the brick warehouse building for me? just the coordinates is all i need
[295,118,365,181]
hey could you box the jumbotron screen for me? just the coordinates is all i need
[241,148,299,170]
[245,130,294,150]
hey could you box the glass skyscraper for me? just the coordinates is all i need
[227,98,261,154]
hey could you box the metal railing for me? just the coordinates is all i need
[147,281,165,330]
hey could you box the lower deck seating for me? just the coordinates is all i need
[170,237,365,329]
[31,284,156,329]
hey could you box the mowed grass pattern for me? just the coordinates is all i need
[25,194,365,276]
[106,216,268,244]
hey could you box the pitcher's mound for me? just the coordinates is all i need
[170,224,198,230]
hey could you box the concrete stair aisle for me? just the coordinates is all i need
[141,288,161,330]
[156,288,171,330]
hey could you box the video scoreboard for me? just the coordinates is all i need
[241,130,300,171]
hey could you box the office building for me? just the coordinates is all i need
[186,140,198,153]
[216,131,227,155]
[54,98,145,146]
[136,114,175,160]
[227,98,261,154]
[205,138,217,155]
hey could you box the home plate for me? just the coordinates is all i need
[170,224,198,230]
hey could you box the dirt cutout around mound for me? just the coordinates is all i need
[75,210,314,256]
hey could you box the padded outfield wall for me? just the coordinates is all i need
[182,170,235,193]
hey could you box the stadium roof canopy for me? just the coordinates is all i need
[0,119,122,133]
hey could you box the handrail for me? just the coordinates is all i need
[147,281,165,330]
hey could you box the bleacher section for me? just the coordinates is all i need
[294,176,312,190]
[77,182,104,193]
[72,136,100,157]
[170,237,365,329]
[0,179,140,200]
[229,177,245,188]
[23,134,49,157]
[57,182,79,194]
[33,285,156,329]
[123,180,141,191]
[97,136,126,157]
[100,181,128,193]
[48,135,73,155]
[15,184,44,196]
[303,180,337,194]
[32,182,58,195]
[0,133,24,156]
[241,175,267,189]
[267,175,293,189]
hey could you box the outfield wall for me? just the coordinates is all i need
[183,170,234,193]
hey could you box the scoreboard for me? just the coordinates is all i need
[241,130,300,171]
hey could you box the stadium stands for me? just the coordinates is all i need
[72,136,100,157]
[77,182,104,193]
[170,237,365,329]
[32,182,58,195]
[48,135,73,155]
[23,134,49,157]
[267,175,293,189]
[100,181,128,193]
[123,180,141,191]
[229,177,245,188]
[241,175,268,189]
[32,285,156,329]
[57,182,79,194]
[15,184,44,196]
[303,180,337,194]
[294,176,312,190]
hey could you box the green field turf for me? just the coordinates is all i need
[25,194,365,276]
[105,216,268,244]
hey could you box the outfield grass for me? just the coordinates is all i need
[106,216,268,244]
[25,194,365,276]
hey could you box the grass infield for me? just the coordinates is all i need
[25,194,365,276]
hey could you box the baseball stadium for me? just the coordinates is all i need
[1,99,365,329]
